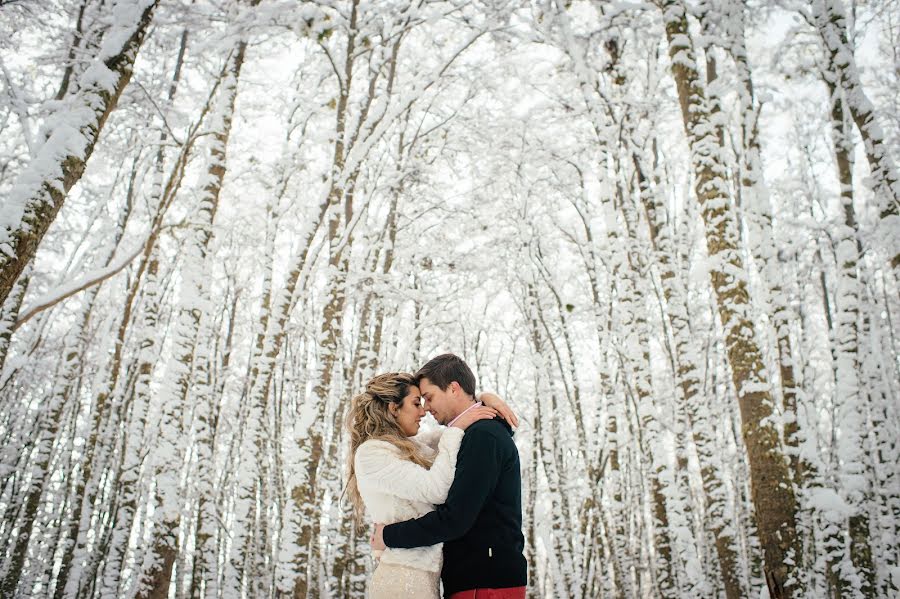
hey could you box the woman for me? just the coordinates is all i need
[346,372,511,598]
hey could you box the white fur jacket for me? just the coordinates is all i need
[354,426,464,572]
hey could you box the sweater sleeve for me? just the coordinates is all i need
[355,428,464,505]
[383,427,501,548]
[413,427,444,451]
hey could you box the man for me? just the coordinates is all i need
[371,353,528,598]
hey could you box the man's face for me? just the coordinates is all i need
[419,377,456,425]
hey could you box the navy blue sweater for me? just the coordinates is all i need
[383,418,527,596]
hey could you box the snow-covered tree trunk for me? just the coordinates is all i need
[51,25,219,588]
[0,0,159,306]
[285,7,360,597]
[569,191,628,599]
[225,209,278,598]
[862,279,900,596]
[0,156,137,597]
[96,249,169,599]
[528,245,589,466]
[810,0,900,270]
[368,186,402,368]
[520,281,581,597]
[603,356,630,598]
[608,186,680,598]
[632,149,745,598]
[0,264,29,373]
[188,283,238,599]
[721,0,805,490]
[134,25,250,599]
[819,54,878,597]
[832,215,877,598]
[621,161,711,596]
[288,254,345,598]
[1,309,84,597]
[657,1,803,595]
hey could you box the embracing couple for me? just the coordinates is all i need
[346,353,528,598]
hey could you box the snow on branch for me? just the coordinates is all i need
[14,238,146,331]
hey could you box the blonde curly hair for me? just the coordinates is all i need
[345,372,433,526]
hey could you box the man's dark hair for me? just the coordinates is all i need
[415,353,476,396]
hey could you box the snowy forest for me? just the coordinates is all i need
[0,0,898,598]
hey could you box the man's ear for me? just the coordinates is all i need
[448,381,459,395]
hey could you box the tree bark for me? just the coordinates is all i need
[657,2,803,596]
[723,0,804,489]
[0,264,30,374]
[633,150,745,598]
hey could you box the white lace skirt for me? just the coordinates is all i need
[369,562,440,599]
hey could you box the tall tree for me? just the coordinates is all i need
[656,1,803,596]
[809,0,900,270]
[134,12,254,596]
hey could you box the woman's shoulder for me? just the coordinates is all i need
[354,438,416,478]
[357,438,401,455]
[355,438,408,466]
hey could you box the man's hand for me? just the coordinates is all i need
[370,523,387,552]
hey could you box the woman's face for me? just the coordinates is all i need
[391,385,425,437]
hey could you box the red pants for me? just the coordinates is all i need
[448,588,526,599]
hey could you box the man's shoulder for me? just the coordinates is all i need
[463,418,515,445]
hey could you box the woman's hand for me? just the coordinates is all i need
[451,406,498,430]
[478,392,519,428]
